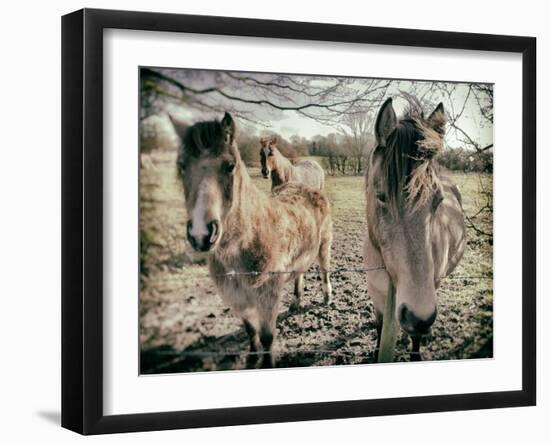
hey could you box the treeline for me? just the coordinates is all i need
[140,113,492,175]
[239,131,375,176]
[438,147,493,173]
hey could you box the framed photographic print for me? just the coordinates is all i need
[61,8,536,435]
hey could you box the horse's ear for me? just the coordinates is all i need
[221,112,236,143]
[427,102,447,135]
[271,136,278,146]
[168,114,188,141]
[375,98,397,146]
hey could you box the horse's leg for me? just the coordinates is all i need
[364,234,394,362]
[410,336,422,361]
[374,311,383,362]
[321,270,332,305]
[259,326,275,369]
[290,273,304,312]
[365,267,392,362]
[258,293,280,369]
[243,318,261,369]
[378,282,398,363]
[318,226,333,305]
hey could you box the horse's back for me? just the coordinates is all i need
[294,159,325,189]
[434,176,466,281]
[444,177,463,206]
[272,181,330,224]
[441,176,464,215]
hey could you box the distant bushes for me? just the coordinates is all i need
[437,147,493,173]
[140,113,179,153]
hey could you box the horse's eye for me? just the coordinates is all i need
[376,192,387,203]
[222,161,235,174]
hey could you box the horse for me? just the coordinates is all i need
[175,113,333,368]
[364,96,466,362]
[259,136,325,190]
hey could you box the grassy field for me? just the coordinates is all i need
[139,152,493,373]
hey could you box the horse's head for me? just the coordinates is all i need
[174,112,241,253]
[259,136,278,179]
[367,96,447,336]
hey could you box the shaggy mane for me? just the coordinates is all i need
[182,120,225,158]
[380,94,446,212]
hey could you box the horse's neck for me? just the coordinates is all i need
[219,164,267,252]
[270,170,286,188]
[234,164,263,214]
[271,152,294,186]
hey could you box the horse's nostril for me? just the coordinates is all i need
[207,220,220,244]
[398,303,436,335]
[186,220,196,248]
[187,219,221,252]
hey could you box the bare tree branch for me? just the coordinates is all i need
[142,68,379,114]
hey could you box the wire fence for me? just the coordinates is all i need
[141,347,425,374]
[210,266,385,278]
[143,347,421,358]
[174,265,492,280]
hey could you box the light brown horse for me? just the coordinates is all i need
[364,96,466,361]
[175,113,333,368]
[260,136,325,190]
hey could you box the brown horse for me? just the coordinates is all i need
[260,136,325,190]
[175,113,333,368]
[364,96,466,362]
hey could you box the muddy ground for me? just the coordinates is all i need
[139,151,493,374]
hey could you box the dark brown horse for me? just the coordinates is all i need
[364,96,466,362]
[175,113,333,368]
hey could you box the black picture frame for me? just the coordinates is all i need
[61,8,536,435]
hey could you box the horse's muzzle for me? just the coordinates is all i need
[261,168,270,179]
[186,219,221,252]
[398,303,437,336]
